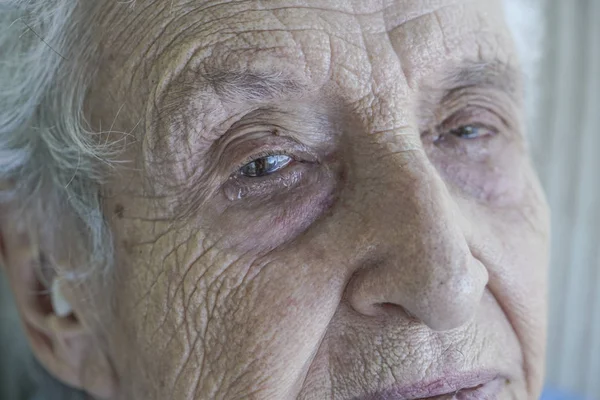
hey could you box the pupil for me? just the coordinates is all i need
[256,158,268,172]
[242,155,291,177]
[454,125,480,138]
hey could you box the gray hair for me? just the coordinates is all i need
[0,1,544,398]
[0,1,113,280]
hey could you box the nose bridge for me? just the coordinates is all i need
[367,152,469,276]
[359,146,457,247]
[346,149,489,331]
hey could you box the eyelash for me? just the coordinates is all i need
[434,123,498,143]
[222,140,320,201]
[224,157,310,201]
[431,106,507,143]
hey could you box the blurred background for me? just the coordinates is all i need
[1,1,600,399]
[531,1,600,399]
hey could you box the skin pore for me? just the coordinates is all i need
[3,0,550,399]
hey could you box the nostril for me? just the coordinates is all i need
[380,302,420,321]
[345,247,488,331]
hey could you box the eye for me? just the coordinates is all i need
[240,154,293,177]
[449,124,495,139]
[433,123,497,144]
[451,125,486,139]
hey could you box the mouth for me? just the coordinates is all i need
[360,372,506,400]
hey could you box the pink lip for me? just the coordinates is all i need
[360,371,505,400]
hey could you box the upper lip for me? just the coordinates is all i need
[358,371,501,400]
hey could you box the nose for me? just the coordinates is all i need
[344,153,488,331]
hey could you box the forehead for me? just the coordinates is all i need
[94,0,514,101]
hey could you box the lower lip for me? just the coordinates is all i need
[428,377,505,399]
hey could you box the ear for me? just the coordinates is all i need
[0,219,117,399]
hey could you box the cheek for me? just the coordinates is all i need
[460,164,550,307]
[426,136,529,205]
[107,233,260,398]
[459,172,550,387]
[208,168,339,255]
[104,192,347,398]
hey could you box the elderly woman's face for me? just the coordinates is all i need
[64,0,549,399]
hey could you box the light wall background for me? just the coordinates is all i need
[1,1,599,399]
[532,1,600,398]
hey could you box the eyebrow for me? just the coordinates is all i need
[202,60,521,106]
[162,56,520,105]
[440,60,523,99]
[152,68,310,135]
[157,58,522,128]
[202,69,309,103]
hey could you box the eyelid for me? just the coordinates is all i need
[224,161,311,201]
[438,86,518,127]
[220,133,323,200]
[438,106,507,134]
[226,137,320,177]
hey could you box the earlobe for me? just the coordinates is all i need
[0,223,117,399]
[43,306,118,400]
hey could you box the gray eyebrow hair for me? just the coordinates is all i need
[200,60,521,106]
[152,68,310,134]
[203,69,309,103]
[157,59,521,126]
[155,68,310,121]
[164,58,519,107]
[440,60,523,99]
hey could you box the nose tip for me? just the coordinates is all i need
[339,148,492,331]
[413,258,489,331]
[347,256,489,331]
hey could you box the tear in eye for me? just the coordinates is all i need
[449,125,494,139]
[240,154,293,177]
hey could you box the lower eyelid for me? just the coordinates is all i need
[224,163,308,201]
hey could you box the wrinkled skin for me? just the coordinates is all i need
[78,0,549,399]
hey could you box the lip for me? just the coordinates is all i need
[360,371,505,400]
